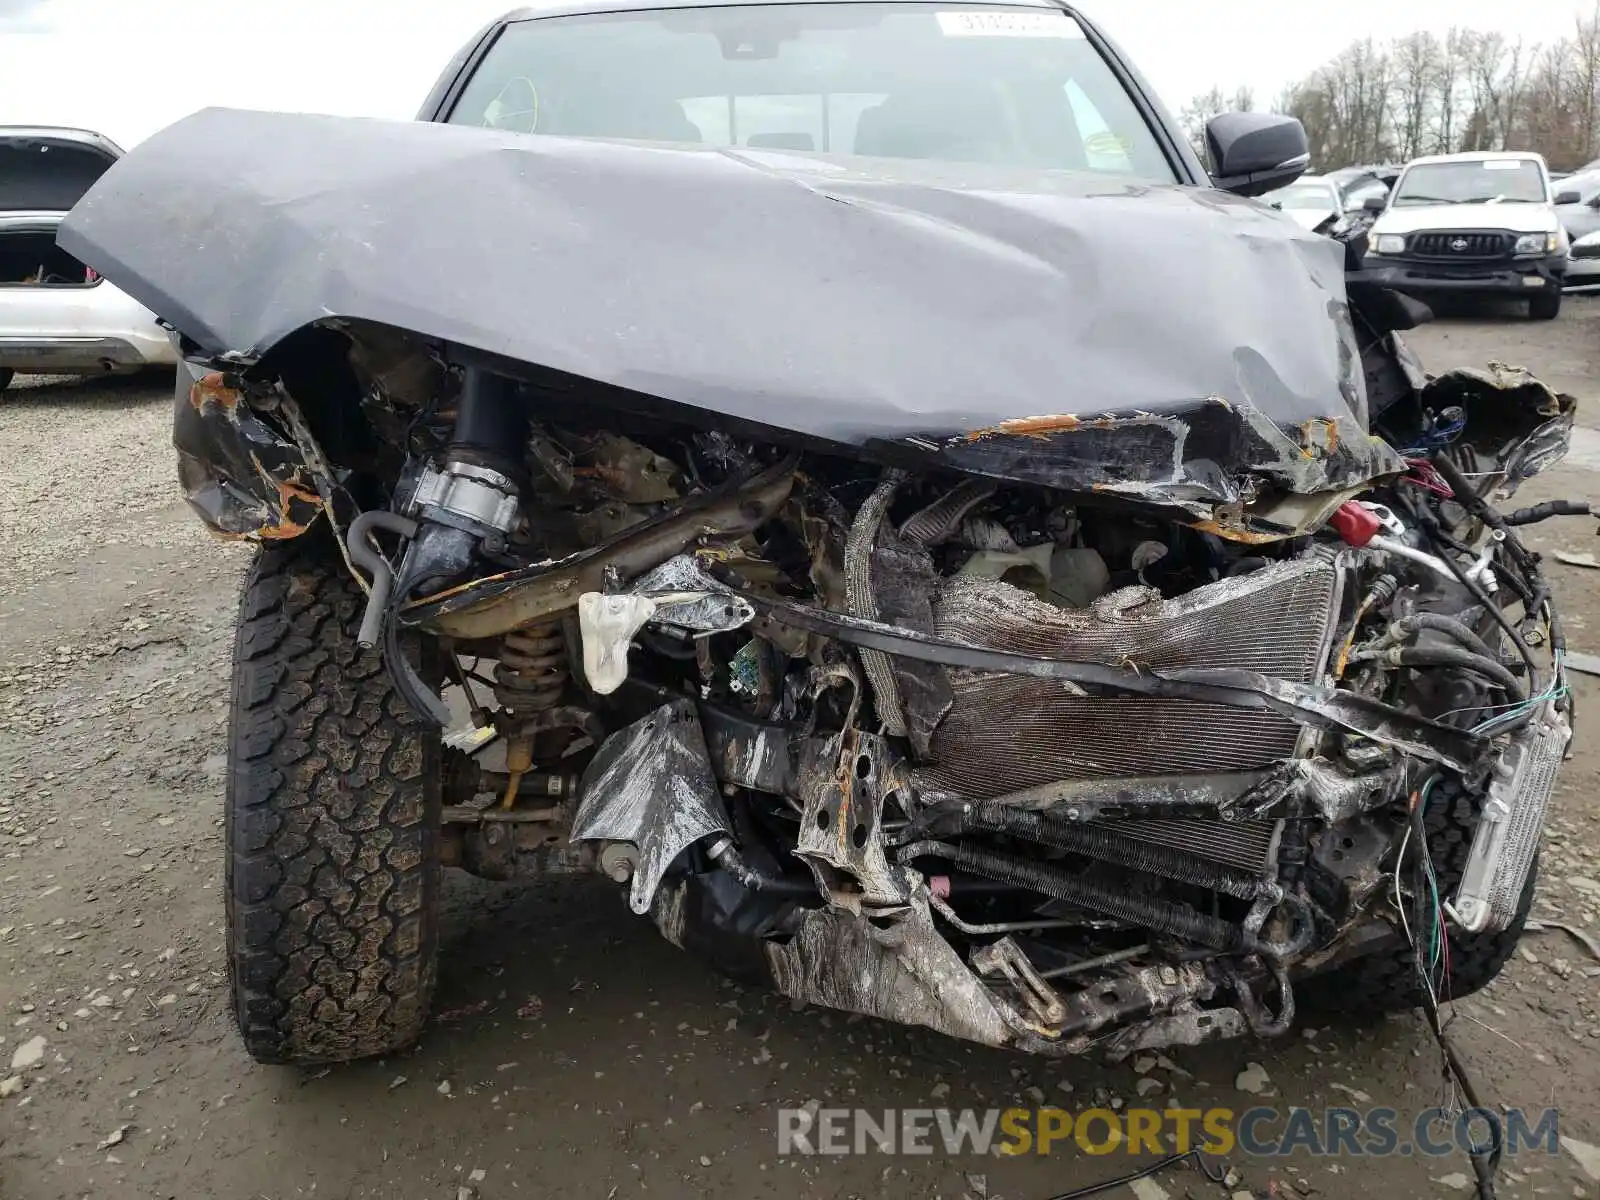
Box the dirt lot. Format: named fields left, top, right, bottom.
left=3, top=304, right=1600, bottom=1200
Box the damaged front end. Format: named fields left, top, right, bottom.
left=153, top=315, right=1576, bottom=1058
left=69, top=112, right=1580, bottom=1057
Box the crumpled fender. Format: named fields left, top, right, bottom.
left=174, top=367, right=323, bottom=541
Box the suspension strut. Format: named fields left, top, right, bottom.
left=494, top=621, right=572, bottom=808
left=495, top=626, right=569, bottom=711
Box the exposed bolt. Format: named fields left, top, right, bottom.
left=599, top=843, right=636, bottom=885
left=1159, top=966, right=1179, bottom=986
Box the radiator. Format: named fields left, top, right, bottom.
left=920, top=555, right=1342, bottom=802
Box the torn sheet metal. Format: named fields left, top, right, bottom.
left=765, top=890, right=1016, bottom=1049
left=792, top=730, right=912, bottom=909
left=1045, top=961, right=1222, bottom=1054
left=762, top=893, right=1228, bottom=1054
left=572, top=699, right=730, bottom=915
left=1421, top=363, right=1576, bottom=499
left=1099, top=1007, right=1249, bottom=1061
left=174, top=370, right=323, bottom=540
left=628, top=555, right=756, bottom=635
left=65, top=108, right=1402, bottom=522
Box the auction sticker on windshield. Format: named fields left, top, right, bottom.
left=936, top=10, right=1084, bottom=36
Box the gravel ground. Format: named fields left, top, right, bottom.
left=3, top=309, right=1600, bottom=1200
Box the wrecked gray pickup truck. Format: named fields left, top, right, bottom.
left=60, top=0, right=1579, bottom=1066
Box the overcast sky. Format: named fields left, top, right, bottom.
left=1, top=0, right=1595, bottom=148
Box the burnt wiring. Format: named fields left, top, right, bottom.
left=1395, top=453, right=1584, bottom=737
left=1387, top=490, right=1544, bottom=706
left=1395, top=778, right=1502, bottom=1200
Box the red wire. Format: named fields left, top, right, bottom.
left=1403, top=458, right=1455, bottom=498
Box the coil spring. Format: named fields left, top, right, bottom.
left=494, top=623, right=568, bottom=712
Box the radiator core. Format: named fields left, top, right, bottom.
left=921, top=556, right=1341, bottom=802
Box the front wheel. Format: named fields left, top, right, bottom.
left=1303, top=779, right=1536, bottom=1018
left=0, top=368, right=13, bottom=393
left=226, top=534, right=443, bottom=1064
left=1529, top=290, right=1562, bottom=320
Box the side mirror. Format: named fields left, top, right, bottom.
left=1362, top=195, right=1388, bottom=215
left=1555, top=190, right=1582, bottom=205
left=1587, top=194, right=1600, bottom=209
left=1205, top=112, right=1310, bottom=197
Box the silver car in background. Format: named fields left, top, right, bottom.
left=1262, top=174, right=1348, bottom=233
left=0, top=127, right=176, bottom=392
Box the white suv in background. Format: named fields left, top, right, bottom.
left=0, top=127, right=177, bottom=392
left=1361, top=150, right=1573, bottom=319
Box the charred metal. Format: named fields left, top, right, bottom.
left=176, top=372, right=324, bottom=541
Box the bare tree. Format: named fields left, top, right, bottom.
left=1435, top=28, right=1469, bottom=152
left=1390, top=32, right=1438, bottom=160
left=1574, top=4, right=1600, bottom=163
left=1179, top=86, right=1228, bottom=164
left=1204, top=18, right=1600, bottom=172
left=1494, top=38, right=1533, bottom=148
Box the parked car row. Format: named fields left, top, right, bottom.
left=1276, top=150, right=1578, bottom=320
left=0, top=127, right=176, bottom=392
left=1550, top=169, right=1600, bottom=290
left=1360, top=151, right=1571, bottom=320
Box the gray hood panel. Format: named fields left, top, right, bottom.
left=59, top=107, right=1404, bottom=509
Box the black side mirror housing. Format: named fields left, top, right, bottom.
left=1205, top=112, right=1310, bottom=197
left=1362, top=195, right=1388, bottom=215
left=1586, top=194, right=1600, bottom=209
left=1555, top=189, right=1582, bottom=205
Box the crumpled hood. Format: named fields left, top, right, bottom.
left=1373, top=201, right=1559, bottom=236
left=59, top=107, right=1404, bottom=525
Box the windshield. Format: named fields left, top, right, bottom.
left=1556, top=170, right=1600, bottom=203
left=446, top=4, right=1178, bottom=181
left=1264, top=181, right=1336, bottom=211
left=1391, top=159, right=1547, bottom=206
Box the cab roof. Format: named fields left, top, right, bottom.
left=1403, top=150, right=1547, bottom=168
left=503, top=0, right=1066, bottom=18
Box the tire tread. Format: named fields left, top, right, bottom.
left=225, top=535, right=440, bottom=1065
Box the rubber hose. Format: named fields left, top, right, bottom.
left=1359, top=644, right=1526, bottom=700
left=1387, top=613, right=1505, bottom=666
left=709, top=838, right=818, bottom=898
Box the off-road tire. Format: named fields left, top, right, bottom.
left=1304, top=778, right=1536, bottom=1018
left=1529, top=291, right=1562, bottom=320
left=226, top=534, right=442, bottom=1065
left=0, top=368, right=13, bottom=392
